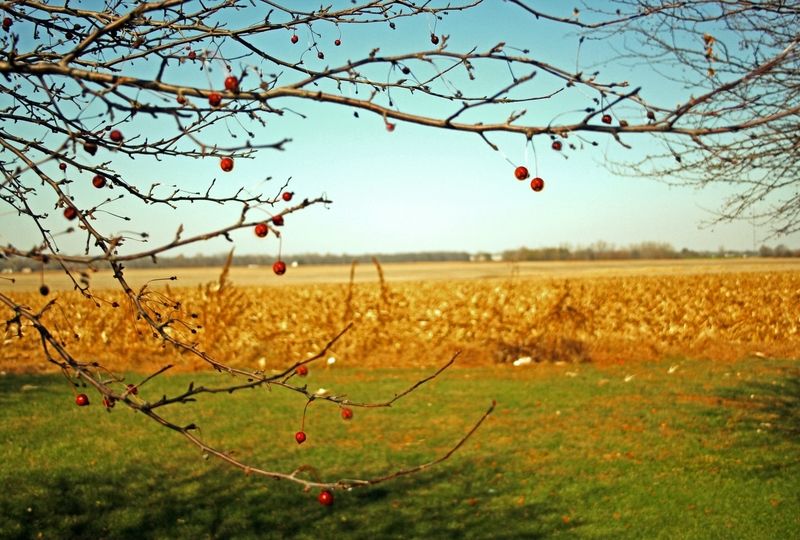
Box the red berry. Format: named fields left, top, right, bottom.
left=83, top=141, right=98, bottom=155
left=59, top=163, right=67, bottom=171
left=514, top=166, right=529, bottom=180
left=75, top=393, right=90, bottom=407
left=188, top=50, right=196, bottom=60
left=431, top=34, right=439, bottom=45
left=176, top=95, right=187, bottom=105
left=317, top=51, right=325, bottom=60
left=224, top=75, right=239, bottom=92
left=102, top=396, right=115, bottom=409
left=295, top=365, right=308, bottom=377
left=281, top=192, right=293, bottom=202
left=341, top=407, right=353, bottom=420
left=63, top=206, right=78, bottom=221
left=551, top=140, right=562, bottom=151
left=385, top=122, right=396, bottom=132
left=295, top=431, right=306, bottom=444
left=220, top=156, right=234, bottom=172
left=109, top=129, right=123, bottom=142
left=318, top=490, right=334, bottom=506
left=273, top=260, right=287, bottom=275
left=530, top=177, right=545, bottom=192
left=92, top=174, right=106, bottom=188
left=2, top=18, right=11, bottom=30
left=254, top=223, right=268, bottom=238
left=272, top=214, right=284, bottom=226
left=401, top=66, right=411, bottom=75
left=126, top=384, right=138, bottom=395
left=39, top=284, right=50, bottom=296
left=290, top=34, right=299, bottom=44
left=601, top=114, right=613, bottom=125
left=334, top=39, right=341, bottom=46
left=208, top=92, right=222, bottom=107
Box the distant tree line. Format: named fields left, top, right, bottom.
left=0, top=251, right=472, bottom=271
left=2, top=244, right=799, bottom=272
left=502, top=241, right=800, bottom=262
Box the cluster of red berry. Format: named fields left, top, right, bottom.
left=513, top=166, right=545, bottom=192
left=287, top=363, right=353, bottom=505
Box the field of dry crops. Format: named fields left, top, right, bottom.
left=2, top=260, right=799, bottom=372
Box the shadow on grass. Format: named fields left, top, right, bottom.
left=716, top=369, right=800, bottom=442
left=0, top=465, right=575, bottom=540
left=0, top=373, right=65, bottom=404
left=698, top=366, right=800, bottom=482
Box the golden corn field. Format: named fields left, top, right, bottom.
left=3, top=261, right=799, bottom=373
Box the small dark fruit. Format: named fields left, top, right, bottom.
left=59, top=163, right=67, bottom=171
left=272, top=214, right=284, bottom=226
left=551, top=140, right=562, bottom=151
left=317, top=51, right=325, bottom=59
left=188, top=50, right=197, bottom=60
left=126, top=384, right=139, bottom=395
left=109, top=129, right=123, bottom=142
left=514, top=166, right=529, bottom=180
left=273, top=260, right=287, bottom=275
left=290, top=34, right=299, bottom=44
left=334, top=39, right=341, bottom=46
left=281, top=192, right=293, bottom=202
left=295, top=365, right=308, bottom=377
left=530, top=177, right=545, bottom=192
left=92, top=175, right=106, bottom=188
left=341, top=407, right=353, bottom=420
left=63, top=207, right=78, bottom=221
left=601, top=114, right=613, bottom=125
left=430, top=33, right=439, bottom=45
left=39, top=284, right=50, bottom=296
left=83, top=141, right=98, bottom=155
left=208, top=92, right=223, bottom=107
left=254, top=223, right=269, bottom=238
left=75, top=393, right=90, bottom=406
left=295, top=431, right=307, bottom=444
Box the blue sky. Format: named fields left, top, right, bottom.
left=3, top=1, right=797, bottom=258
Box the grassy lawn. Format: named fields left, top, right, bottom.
left=0, top=358, right=797, bottom=539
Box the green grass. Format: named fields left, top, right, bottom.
left=1, top=358, right=798, bottom=539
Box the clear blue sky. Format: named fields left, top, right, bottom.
left=3, top=1, right=797, bottom=258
